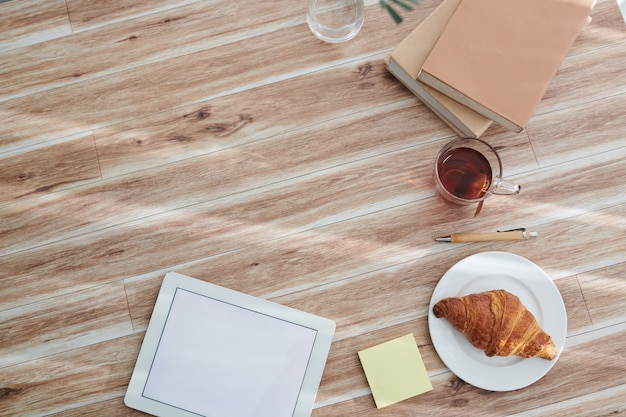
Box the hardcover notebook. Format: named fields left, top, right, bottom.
left=124, top=272, right=336, bottom=417
left=417, top=0, right=597, bottom=133
left=386, top=0, right=492, bottom=138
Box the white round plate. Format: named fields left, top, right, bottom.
left=428, top=251, right=567, bottom=391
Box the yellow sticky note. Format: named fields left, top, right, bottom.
left=357, top=333, right=433, bottom=408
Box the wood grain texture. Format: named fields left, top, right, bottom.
left=0, top=0, right=307, bottom=102
left=0, top=1, right=436, bottom=150
left=0, top=281, right=133, bottom=368
left=314, top=323, right=626, bottom=416
left=578, top=262, right=626, bottom=326
left=93, top=59, right=413, bottom=178
left=569, top=0, right=626, bottom=55
left=507, top=384, right=626, bottom=416
left=0, top=0, right=71, bottom=52
left=1, top=103, right=454, bottom=257
left=527, top=91, right=626, bottom=167
left=65, top=0, right=205, bottom=32
left=1, top=0, right=625, bottom=415
left=0, top=334, right=143, bottom=417
left=0, top=132, right=101, bottom=204
left=536, top=41, right=626, bottom=115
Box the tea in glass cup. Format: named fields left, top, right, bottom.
left=434, top=138, right=520, bottom=206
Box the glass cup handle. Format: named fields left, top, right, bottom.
left=493, top=179, right=521, bottom=195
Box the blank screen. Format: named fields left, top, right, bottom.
left=142, top=288, right=318, bottom=417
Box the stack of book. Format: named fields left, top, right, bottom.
left=386, top=0, right=597, bottom=138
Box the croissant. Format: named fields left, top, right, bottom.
left=433, top=289, right=556, bottom=360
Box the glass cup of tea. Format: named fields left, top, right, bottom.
left=434, top=138, right=520, bottom=206
left=307, top=0, right=364, bottom=43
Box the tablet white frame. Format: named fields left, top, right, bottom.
left=124, top=271, right=335, bottom=417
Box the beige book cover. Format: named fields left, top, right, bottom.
left=417, top=0, right=597, bottom=133
left=386, top=0, right=492, bottom=138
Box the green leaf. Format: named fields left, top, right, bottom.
left=386, top=5, right=404, bottom=24
left=390, top=0, right=414, bottom=12
left=380, top=1, right=403, bottom=24
left=380, top=0, right=420, bottom=24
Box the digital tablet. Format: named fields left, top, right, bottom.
left=124, top=272, right=335, bottom=417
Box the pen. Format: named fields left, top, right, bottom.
left=435, top=229, right=538, bottom=243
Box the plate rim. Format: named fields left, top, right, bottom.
left=428, top=251, right=567, bottom=391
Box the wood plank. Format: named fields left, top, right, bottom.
left=3, top=282, right=617, bottom=415
left=315, top=318, right=444, bottom=406
left=0, top=139, right=452, bottom=312
left=506, top=384, right=626, bottom=416
left=0, top=132, right=101, bottom=205
left=570, top=0, right=626, bottom=55
left=65, top=0, right=204, bottom=32
left=0, top=101, right=455, bottom=256
left=536, top=40, right=626, bottom=116
left=485, top=150, right=626, bottom=235
left=123, top=199, right=624, bottom=338
left=313, top=323, right=626, bottom=415
left=578, top=261, right=626, bottom=326
left=527, top=91, right=626, bottom=167
left=0, top=0, right=308, bottom=102
left=0, top=132, right=535, bottom=310
left=93, top=58, right=414, bottom=178
left=270, top=206, right=625, bottom=338
left=2, top=144, right=621, bottom=314
left=0, top=1, right=437, bottom=150
left=555, top=276, right=593, bottom=333
left=0, top=281, right=133, bottom=368
left=0, top=0, right=71, bottom=52
left=47, top=397, right=146, bottom=417
left=309, top=274, right=596, bottom=404
left=5, top=275, right=597, bottom=417
left=0, top=333, right=143, bottom=417
left=505, top=204, right=626, bottom=280
left=1, top=0, right=625, bottom=415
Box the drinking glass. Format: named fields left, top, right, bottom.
left=307, top=0, right=364, bottom=43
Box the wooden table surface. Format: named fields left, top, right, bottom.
left=1, top=0, right=625, bottom=415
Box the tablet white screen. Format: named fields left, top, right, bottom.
left=142, top=288, right=318, bottom=417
